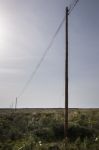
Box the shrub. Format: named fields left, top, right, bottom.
left=68, top=125, right=94, bottom=141
left=52, top=123, right=64, bottom=140
left=34, top=128, right=54, bottom=141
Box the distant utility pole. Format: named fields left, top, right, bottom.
left=65, top=7, right=69, bottom=138
left=15, top=97, right=17, bottom=111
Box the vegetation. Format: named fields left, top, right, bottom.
left=0, top=108, right=99, bottom=149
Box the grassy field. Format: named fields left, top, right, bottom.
left=0, top=108, right=99, bottom=150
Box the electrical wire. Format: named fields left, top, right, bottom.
left=17, top=16, right=65, bottom=99
left=68, top=0, right=79, bottom=15
left=16, top=0, right=79, bottom=100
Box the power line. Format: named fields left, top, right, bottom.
left=17, top=17, right=65, bottom=99
left=68, top=0, right=79, bottom=15
left=16, top=0, right=79, bottom=100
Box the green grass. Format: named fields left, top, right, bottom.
left=0, top=108, right=99, bottom=149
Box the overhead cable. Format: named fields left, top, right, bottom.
left=68, top=0, right=79, bottom=15
left=17, top=16, right=65, bottom=99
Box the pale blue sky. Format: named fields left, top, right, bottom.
left=0, top=0, right=99, bottom=108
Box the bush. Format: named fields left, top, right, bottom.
left=68, top=125, right=94, bottom=141
left=34, top=128, right=54, bottom=141
left=52, top=123, right=64, bottom=140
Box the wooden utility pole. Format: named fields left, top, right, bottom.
left=65, top=7, right=69, bottom=138
left=15, top=97, right=17, bottom=111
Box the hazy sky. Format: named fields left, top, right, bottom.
left=0, top=0, right=99, bottom=108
